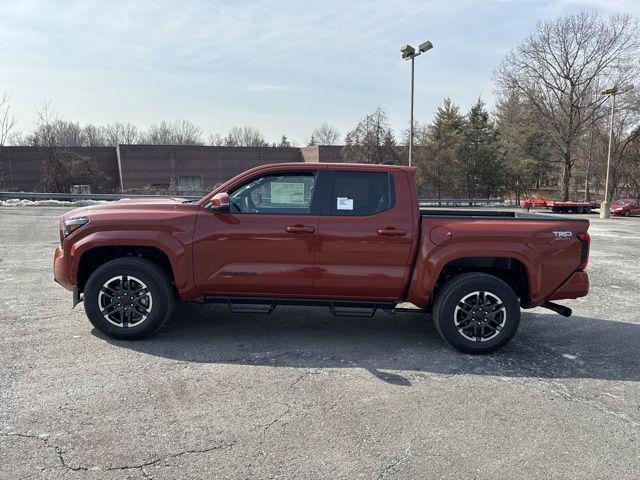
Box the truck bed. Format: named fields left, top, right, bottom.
left=419, top=208, right=587, bottom=221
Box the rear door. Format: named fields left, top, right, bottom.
left=192, top=170, right=320, bottom=296
left=314, top=169, right=415, bottom=300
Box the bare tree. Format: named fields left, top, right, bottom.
left=0, top=92, right=18, bottom=146
left=103, top=122, right=140, bottom=145
left=307, top=123, right=340, bottom=145
left=27, top=101, right=108, bottom=192
left=495, top=12, right=640, bottom=200
left=224, top=126, right=268, bottom=147
left=82, top=124, right=106, bottom=146
left=208, top=133, right=224, bottom=146
left=343, top=107, right=398, bottom=164
left=171, top=119, right=203, bottom=145
left=604, top=89, right=640, bottom=199
left=144, top=120, right=203, bottom=145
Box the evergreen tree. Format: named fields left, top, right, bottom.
left=495, top=92, right=554, bottom=203
left=417, top=98, right=465, bottom=198
left=457, top=98, right=503, bottom=199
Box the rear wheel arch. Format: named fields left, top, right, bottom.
left=432, top=256, right=531, bottom=306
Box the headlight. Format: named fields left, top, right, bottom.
left=63, top=217, right=89, bottom=237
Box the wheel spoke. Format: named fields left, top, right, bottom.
left=102, top=301, right=120, bottom=315
left=457, top=317, right=474, bottom=329
left=479, top=324, right=485, bottom=340
left=100, top=285, right=118, bottom=297
left=457, top=301, right=473, bottom=314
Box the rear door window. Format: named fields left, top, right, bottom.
left=328, top=171, right=395, bottom=216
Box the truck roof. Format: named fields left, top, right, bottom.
left=245, top=162, right=416, bottom=173
left=200, top=162, right=416, bottom=206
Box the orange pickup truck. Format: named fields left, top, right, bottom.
left=54, top=163, right=590, bottom=353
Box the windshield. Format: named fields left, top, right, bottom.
left=614, top=199, right=634, bottom=205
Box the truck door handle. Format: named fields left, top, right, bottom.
left=285, top=225, right=315, bottom=233
left=377, top=228, right=407, bottom=236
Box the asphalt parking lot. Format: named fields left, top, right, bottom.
left=1, top=206, right=639, bottom=479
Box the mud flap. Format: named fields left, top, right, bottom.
left=72, top=288, right=83, bottom=309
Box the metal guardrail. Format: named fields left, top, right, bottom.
left=419, top=198, right=511, bottom=207
left=0, top=191, right=200, bottom=201
left=1, top=191, right=511, bottom=207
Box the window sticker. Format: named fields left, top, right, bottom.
left=271, top=182, right=306, bottom=205
left=337, top=197, right=353, bottom=210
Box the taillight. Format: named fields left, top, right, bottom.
left=577, top=232, right=590, bottom=270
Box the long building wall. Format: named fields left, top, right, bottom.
left=0, top=147, right=119, bottom=192
left=0, top=145, right=346, bottom=193
left=118, top=145, right=304, bottom=191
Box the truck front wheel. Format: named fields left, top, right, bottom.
left=83, top=257, right=175, bottom=339
left=432, top=273, right=521, bottom=354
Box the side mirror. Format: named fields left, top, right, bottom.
left=208, top=192, right=230, bottom=213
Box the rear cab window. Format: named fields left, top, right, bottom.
left=326, top=171, right=395, bottom=216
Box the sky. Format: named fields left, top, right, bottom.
left=1, top=0, right=639, bottom=145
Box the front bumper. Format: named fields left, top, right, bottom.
left=547, top=271, right=589, bottom=301
left=53, top=247, right=74, bottom=291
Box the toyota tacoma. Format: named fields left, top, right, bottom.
left=54, top=163, right=590, bottom=353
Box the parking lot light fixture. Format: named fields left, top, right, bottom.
left=401, top=40, right=433, bottom=167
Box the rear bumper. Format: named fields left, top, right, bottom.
left=53, top=247, right=75, bottom=291
left=546, top=271, right=589, bottom=301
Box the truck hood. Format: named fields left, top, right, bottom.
left=62, top=197, right=190, bottom=220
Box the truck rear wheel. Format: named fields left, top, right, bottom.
left=83, top=257, right=175, bottom=339
left=432, top=273, right=521, bottom=354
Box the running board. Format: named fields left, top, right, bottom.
left=203, top=296, right=395, bottom=317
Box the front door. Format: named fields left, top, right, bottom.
left=192, top=170, right=320, bottom=296
left=314, top=169, right=415, bottom=300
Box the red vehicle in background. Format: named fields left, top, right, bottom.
left=610, top=198, right=640, bottom=217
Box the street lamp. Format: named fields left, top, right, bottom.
left=599, top=83, right=634, bottom=219
left=401, top=40, right=433, bottom=167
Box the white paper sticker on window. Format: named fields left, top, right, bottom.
left=337, top=197, right=353, bottom=210
left=271, top=182, right=306, bottom=205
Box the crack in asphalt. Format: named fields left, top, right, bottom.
left=263, top=403, right=293, bottom=434
left=105, top=441, right=237, bottom=473
left=548, top=379, right=640, bottom=428
left=289, top=369, right=329, bottom=387
left=1, top=431, right=237, bottom=476
left=376, top=445, right=412, bottom=479
left=1, top=432, right=88, bottom=473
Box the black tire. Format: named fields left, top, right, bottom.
left=84, top=257, right=175, bottom=339
left=624, top=210, right=631, bottom=217
left=432, top=272, right=521, bottom=354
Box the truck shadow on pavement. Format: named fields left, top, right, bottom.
left=101, top=302, right=640, bottom=386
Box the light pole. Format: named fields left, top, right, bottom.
left=401, top=40, right=433, bottom=167
left=599, top=84, right=634, bottom=219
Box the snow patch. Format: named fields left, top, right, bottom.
left=0, top=198, right=108, bottom=207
